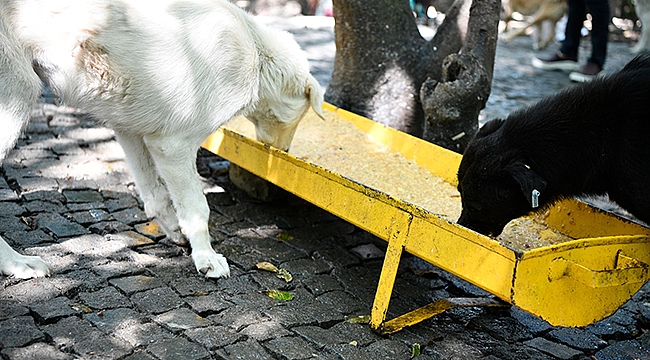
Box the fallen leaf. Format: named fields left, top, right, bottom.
left=276, top=268, right=293, bottom=283
left=411, top=343, right=421, bottom=358
left=276, top=232, right=293, bottom=242
left=71, top=304, right=93, bottom=313
left=346, top=315, right=371, bottom=324
left=256, top=261, right=280, bottom=273
left=261, top=289, right=294, bottom=301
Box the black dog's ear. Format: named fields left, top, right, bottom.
left=506, top=161, right=547, bottom=208
left=475, top=118, right=505, bottom=139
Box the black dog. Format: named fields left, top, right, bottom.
left=457, top=54, right=650, bottom=236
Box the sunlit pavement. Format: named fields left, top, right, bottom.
left=1, top=15, right=649, bottom=360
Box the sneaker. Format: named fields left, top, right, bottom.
left=569, top=62, right=602, bottom=82
left=532, top=52, right=580, bottom=71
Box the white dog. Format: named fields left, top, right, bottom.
left=0, top=0, right=324, bottom=279
left=633, top=0, right=650, bottom=53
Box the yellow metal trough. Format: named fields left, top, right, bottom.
left=201, top=103, right=650, bottom=334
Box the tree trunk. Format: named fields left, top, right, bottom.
left=325, top=0, right=500, bottom=153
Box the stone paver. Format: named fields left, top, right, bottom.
left=1, top=13, right=648, bottom=360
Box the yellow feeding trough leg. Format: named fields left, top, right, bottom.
left=369, top=215, right=509, bottom=334
left=370, top=215, right=411, bottom=332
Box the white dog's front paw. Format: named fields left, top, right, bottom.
left=1, top=255, right=52, bottom=279
left=191, top=250, right=230, bottom=278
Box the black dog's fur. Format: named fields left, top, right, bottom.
left=457, top=54, right=650, bottom=236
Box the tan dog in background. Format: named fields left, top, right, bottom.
left=502, top=0, right=568, bottom=49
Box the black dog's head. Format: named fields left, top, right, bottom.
left=456, top=119, right=548, bottom=236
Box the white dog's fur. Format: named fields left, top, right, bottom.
left=633, top=0, right=650, bottom=53
left=0, top=0, right=324, bottom=279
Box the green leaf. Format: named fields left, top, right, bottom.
left=276, top=232, right=293, bottom=242
left=346, top=315, right=371, bottom=324
left=261, top=290, right=294, bottom=301
left=276, top=268, right=293, bottom=283
left=411, top=343, right=421, bottom=358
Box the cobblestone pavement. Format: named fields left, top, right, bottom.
left=2, top=16, right=650, bottom=360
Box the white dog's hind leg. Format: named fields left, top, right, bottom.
left=0, top=236, right=52, bottom=278
left=113, top=131, right=187, bottom=245
left=0, top=22, right=51, bottom=278
left=143, top=134, right=230, bottom=278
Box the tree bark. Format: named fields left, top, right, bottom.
left=421, top=0, right=500, bottom=152
left=325, top=0, right=500, bottom=153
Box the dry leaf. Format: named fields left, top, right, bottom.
left=256, top=261, right=280, bottom=273
left=276, top=268, right=293, bottom=283
left=71, top=304, right=93, bottom=313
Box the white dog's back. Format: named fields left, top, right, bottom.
left=5, top=0, right=311, bottom=135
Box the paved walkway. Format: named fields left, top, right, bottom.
left=2, top=16, right=649, bottom=360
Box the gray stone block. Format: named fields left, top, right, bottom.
left=293, top=325, right=347, bottom=349
left=131, top=287, right=185, bottom=314
left=548, top=327, right=607, bottom=352
left=85, top=308, right=142, bottom=334
left=43, top=316, right=132, bottom=359
left=265, top=336, right=318, bottom=360
left=109, top=275, right=164, bottom=295
left=184, top=296, right=229, bottom=319
left=4, top=229, right=55, bottom=247
left=88, top=220, right=133, bottom=235
left=78, top=287, right=131, bottom=310
left=34, top=213, right=89, bottom=238
left=106, top=231, right=155, bottom=247
left=217, top=338, right=271, bottom=360
left=0, top=201, right=25, bottom=216
left=153, top=308, right=212, bottom=332
left=0, top=301, right=30, bottom=321
left=523, top=337, right=583, bottom=360
left=185, top=325, right=244, bottom=350
left=0, top=342, right=73, bottom=360
left=594, top=340, right=650, bottom=360
left=147, top=337, right=211, bottom=360
left=69, top=209, right=112, bottom=225
left=111, top=208, right=148, bottom=225
left=62, top=189, right=103, bottom=203
left=0, top=316, right=45, bottom=348
left=29, top=296, right=77, bottom=323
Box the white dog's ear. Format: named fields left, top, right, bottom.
left=306, top=75, right=325, bottom=120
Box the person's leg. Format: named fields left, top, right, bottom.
left=560, top=0, right=588, bottom=58
left=585, top=0, right=610, bottom=68
left=569, top=0, right=610, bottom=81
left=532, top=0, right=584, bottom=70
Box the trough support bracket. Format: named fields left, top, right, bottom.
left=374, top=296, right=509, bottom=335
left=370, top=219, right=509, bottom=335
